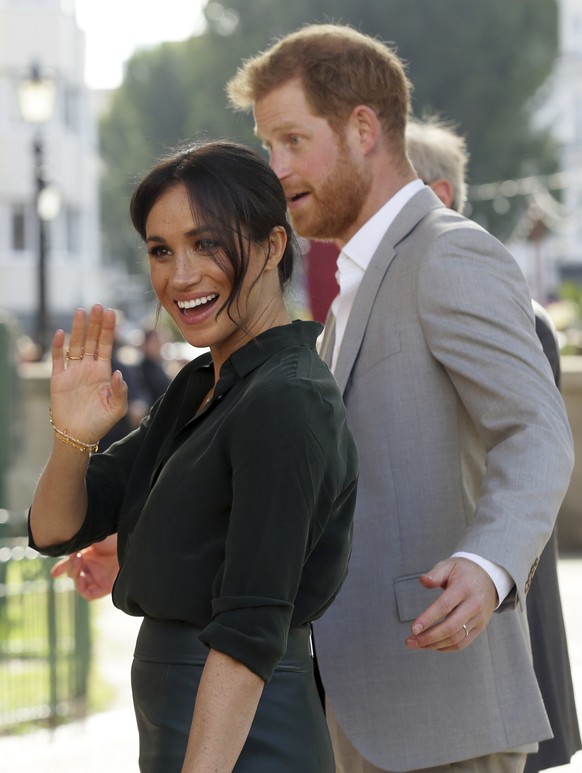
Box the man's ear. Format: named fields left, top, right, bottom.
left=429, top=178, right=455, bottom=209
left=348, top=105, right=380, bottom=154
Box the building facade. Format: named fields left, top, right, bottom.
left=507, top=0, right=582, bottom=300
left=556, top=0, right=582, bottom=266
left=0, top=0, right=102, bottom=346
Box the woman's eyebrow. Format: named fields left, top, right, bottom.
left=146, top=227, right=209, bottom=244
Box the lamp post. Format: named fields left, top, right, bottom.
left=17, top=63, right=57, bottom=358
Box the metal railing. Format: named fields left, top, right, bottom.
left=0, top=510, right=91, bottom=732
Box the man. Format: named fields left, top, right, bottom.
left=406, top=117, right=469, bottom=214
left=227, top=24, right=574, bottom=773
left=407, top=116, right=581, bottom=773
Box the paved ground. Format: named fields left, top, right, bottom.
left=0, top=557, right=581, bottom=772
left=0, top=599, right=141, bottom=772
left=546, top=556, right=582, bottom=773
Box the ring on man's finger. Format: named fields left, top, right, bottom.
left=66, top=351, right=84, bottom=361
left=462, top=624, right=469, bottom=638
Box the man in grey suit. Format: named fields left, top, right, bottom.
left=406, top=116, right=581, bottom=773
left=228, top=23, right=574, bottom=773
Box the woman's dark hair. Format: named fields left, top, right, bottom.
left=130, top=140, right=296, bottom=322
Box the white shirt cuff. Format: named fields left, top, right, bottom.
left=453, top=551, right=513, bottom=608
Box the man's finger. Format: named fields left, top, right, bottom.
left=50, top=557, right=72, bottom=578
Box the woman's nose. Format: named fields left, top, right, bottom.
left=170, top=253, right=201, bottom=287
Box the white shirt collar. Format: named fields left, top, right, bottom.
left=330, top=179, right=424, bottom=373
left=342, top=179, right=425, bottom=272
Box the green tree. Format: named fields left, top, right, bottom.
left=99, top=0, right=559, bottom=270
left=99, top=32, right=258, bottom=271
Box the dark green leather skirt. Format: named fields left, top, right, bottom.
left=131, top=618, right=335, bottom=772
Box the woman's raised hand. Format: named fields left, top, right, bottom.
left=50, top=305, right=128, bottom=446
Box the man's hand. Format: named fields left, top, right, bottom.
left=405, top=557, right=498, bottom=652
left=50, top=534, right=119, bottom=601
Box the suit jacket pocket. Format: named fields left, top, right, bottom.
left=393, top=573, right=443, bottom=622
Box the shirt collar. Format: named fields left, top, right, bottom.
left=184, top=321, right=323, bottom=412
left=222, top=320, right=323, bottom=382
left=342, top=179, right=424, bottom=271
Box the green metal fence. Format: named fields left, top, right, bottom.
left=0, top=511, right=91, bottom=732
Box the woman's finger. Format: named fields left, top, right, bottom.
left=51, top=329, right=66, bottom=375
left=95, top=307, right=117, bottom=362
left=83, top=304, right=105, bottom=359
left=66, top=308, right=88, bottom=362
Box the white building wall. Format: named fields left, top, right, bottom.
left=556, top=0, right=582, bottom=264
left=0, top=0, right=103, bottom=338
left=501, top=0, right=582, bottom=300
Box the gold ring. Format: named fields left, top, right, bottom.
left=66, top=352, right=84, bottom=361
left=462, top=624, right=469, bottom=638
left=97, top=356, right=109, bottom=361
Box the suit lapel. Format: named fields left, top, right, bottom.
left=333, top=251, right=394, bottom=392
left=333, top=187, right=442, bottom=394
left=320, top=309, right=336, bottom=368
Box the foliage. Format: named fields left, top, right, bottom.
left=99, top=0, right=559, bottom=269
left=546, top=282, right=582, bottom=355
left=558, top=280, right=582, bottom=307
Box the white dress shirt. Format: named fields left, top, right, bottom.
left=330, top=179, right=424, bottom=371
left=329, top=179, right=512, bottom=606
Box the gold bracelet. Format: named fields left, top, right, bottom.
left=49, top=407, right=99, bottom=454
left=53, top=431, right=99, bottom=453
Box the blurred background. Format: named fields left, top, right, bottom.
left=0, top=0, right=581, bottom=769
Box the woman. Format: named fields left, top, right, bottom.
left=28, top=141, right=358, bottom=772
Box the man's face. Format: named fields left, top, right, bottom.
left=254, top=78, right=371, bottom=245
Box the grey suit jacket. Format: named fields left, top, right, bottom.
left=313, top=188, right=574, bottom=771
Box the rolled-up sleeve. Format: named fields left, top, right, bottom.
left=200, top=380, right=340, bottom=680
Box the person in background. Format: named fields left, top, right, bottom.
left=227, top=23, right=574, bottom=773
left=124, top=328, right=173, bottom=429
left=29, top=140, right=358, bottom=773
left=97, top=331, right=139, bottom=450
left=137, top=328, right=172, bottom=402
left=407, top=115, right=581, bottom=773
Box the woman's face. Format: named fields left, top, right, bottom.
left=145, top=184, right=286, bottom=373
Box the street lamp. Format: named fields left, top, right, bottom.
left=17, top=63, right=57, bottom=358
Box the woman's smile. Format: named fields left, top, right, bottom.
left=145, top=183, right=288, bottom=377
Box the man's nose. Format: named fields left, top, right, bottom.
left=269, top=149, right=292, bottom=180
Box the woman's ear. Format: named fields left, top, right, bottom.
left=266, top=226, right=287, bottom=269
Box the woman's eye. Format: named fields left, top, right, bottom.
left=196, top=239, right=220, bottom=254
left=148, top=245, right=171, bottom=259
